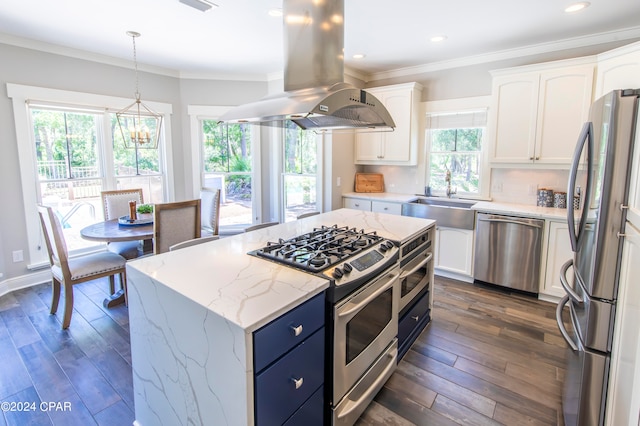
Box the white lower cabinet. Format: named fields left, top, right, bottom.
left=343, top=198, right=371, bottom=211
left=434, top=227, right=474, bottom=278
left=540, top=220, right=573, bottom=298
left=342, top=197, right=402, bottom=215
left=371, top=201, right=402, bottom=215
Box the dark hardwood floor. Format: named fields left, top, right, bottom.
left=0, top=276, right=567, bottom=425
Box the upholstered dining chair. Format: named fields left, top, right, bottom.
left=153, top=199, right=201, bottom=254
left=297, top=211, right=320, bottom=219
left=169, top=235, right=219, bottom=251
left=244, top=222, right=279, bottom=232
left=100, top=189, right=144, bottom=260
left=200, top=187, right=221, bottom=236
left=37, top=205, right=127, bottom=329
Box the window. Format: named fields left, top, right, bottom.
left=282, top=122, right=319, bottom=222
left=426, top=110, right=487, bottom=197
left=9, top=84, right=173, bottom=266
left=201, top=120, right=254, bottom=227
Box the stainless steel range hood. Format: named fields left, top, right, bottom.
left=218, top=0, right=395, bottom=131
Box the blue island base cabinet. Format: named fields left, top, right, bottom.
left=253, top=293, right=326, bottom=425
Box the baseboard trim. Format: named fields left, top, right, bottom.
left=435, top=269, right=474, bottom=283
left=0, top=269, right=51, bottom=299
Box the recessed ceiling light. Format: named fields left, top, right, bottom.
left=565, top=2, right=590, bottom=13
left=430, top=35, right=448, bottom=43
left=179, top=0, right=218, bottom=12
left=268, top=8, right=283, bottom=17
left=353, top=54, right=366, bottom=59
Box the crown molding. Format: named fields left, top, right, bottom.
left=364, top=26, right=640, bottom=82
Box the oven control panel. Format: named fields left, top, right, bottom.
left=327, top=240, right=398, bottom=282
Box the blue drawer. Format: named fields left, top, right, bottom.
left=283, top=385, right=324, bottom=426
left=255, top=328, right=325, bottom=426
left=398, top=290, right=430, bottom=347
left=254, top=292, right=325, bottom=372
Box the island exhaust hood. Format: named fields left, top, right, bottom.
left=218, top=0, right=395, bottom=131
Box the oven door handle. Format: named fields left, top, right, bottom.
left=400, top=252, right=433, bottom=279
left=338, top=271, right=399, bottom=319
left=335, top=344, right=397, bottom=421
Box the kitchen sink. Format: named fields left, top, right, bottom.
left=401, top=197, right=477, bottom=229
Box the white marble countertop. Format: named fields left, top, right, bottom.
left=472, top=201, right=571, bottom=221
left=127, top=208, right=434, bottom=333
left=342, top=192, right=419, bottom=203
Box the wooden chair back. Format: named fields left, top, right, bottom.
left=153, top=199, right=202, bottom=254
left=101, top=189, right=144, bottom=220
left=37, top=205, right=70, bottom=280
left=200, top=187, right=221, bottom=235
left=169, top=235, right=220, bottom=251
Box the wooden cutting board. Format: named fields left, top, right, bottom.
left=355, top=173, right=385, bottom=193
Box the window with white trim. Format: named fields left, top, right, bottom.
left=8, top=84, right=173, bottom=266
left=282, top=122, right=319, bottom=222
left=426, top=110, right=487, bottom=197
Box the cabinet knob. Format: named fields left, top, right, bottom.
left=290, top=324, right=303, bottom=336
left=411, top=315, right=420, bottom=321
left=535, top=157, right=540, bottom=160
left=384, top=207, right=388, bottom=210
left=529, top=157, right=534, bottom=160
left=291, top=377, right=304, bottom=390
left=354, top=203, right=360, bottom=207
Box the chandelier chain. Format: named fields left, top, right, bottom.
left=131, top=34, right=140, bottom=100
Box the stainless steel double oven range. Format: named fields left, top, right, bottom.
left=252, top=224, right=433, bottom=425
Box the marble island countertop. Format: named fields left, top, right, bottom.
left=126, top=208, right=435, bottom=333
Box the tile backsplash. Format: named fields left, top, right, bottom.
left=490, top=168, right=571, bottom=205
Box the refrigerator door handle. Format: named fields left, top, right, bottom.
left=567, top=121, right=594, bottom=252
left=559, top=258, right=582, bottom=305
left=556, top=294, right=578, bottom=352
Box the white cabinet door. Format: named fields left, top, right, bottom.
left=343, top=197, right=372, bottom=211
left=355, top=83, right=421, bottom=165
left=541, top=221, right=573, bottom=298
left=489, top=61, right=594, bottom=166
left=535, top=65, right=594, bottom=164
left=371, top=201, right=402, bottom=215
left=595, top=45, right=640, bottom=99
left=434, top=227, right=474, bottom=277
left=489, top=73, right=539, bottom=163
left=606, top=220, right=640, bottom=426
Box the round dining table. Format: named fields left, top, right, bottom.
left=80, top=219, right=154, bottom=307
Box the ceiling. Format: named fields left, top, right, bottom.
left=1, top=0, right=640, bottom=80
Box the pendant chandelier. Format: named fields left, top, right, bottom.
left=116, top=31, right=163, bottom=149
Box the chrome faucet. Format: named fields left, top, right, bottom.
left=445, top=169, right=457, bottom=198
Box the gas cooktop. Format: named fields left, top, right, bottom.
left=252, top=225, right=385, bottom=273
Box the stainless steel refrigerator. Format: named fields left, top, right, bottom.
left=556, top=89, right=640, bottom=425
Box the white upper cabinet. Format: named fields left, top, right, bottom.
left=488, top=59, right=594, bottom=166
left=595, top=42, right=640, bottom=99
left=355, top=82, right=423, bottom=165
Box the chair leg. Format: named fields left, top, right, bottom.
left=50, top=278, right=61, bottom=314
left=121, top=271, right=128, bottom=306
left=61, top=282, right=74, bottom=329
left=109, top=275, right=115, bottom=295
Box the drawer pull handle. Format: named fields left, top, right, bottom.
left=411, top=315, right=419, bottom=321
left=291, top=377, right=304, bottom=390
left=290, top=324, right=303, bottom=336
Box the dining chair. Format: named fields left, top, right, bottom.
left=153, top=199, right=201, bottom=254
left=200, top=187, right=221, bottom=236
left=169, top=235, right=219, bottom=251
left=37, top=205, right=127, bottom=329
left=244, top=222, right=279, bottom=232
left=100, top=189, right=144, bottom=260
left=297, top=211, right=320, bottom=219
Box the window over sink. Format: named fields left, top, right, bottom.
left=425, top=103, right=490, bottom=199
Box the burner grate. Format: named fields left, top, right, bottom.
left=255, top=225, right=382, bottom=272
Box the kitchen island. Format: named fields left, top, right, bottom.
left=126, top=208, right=434, bottom=426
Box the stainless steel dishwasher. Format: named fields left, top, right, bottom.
left=473, top=213, right=544, bottom=294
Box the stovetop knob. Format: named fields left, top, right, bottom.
left=342, top=263, right=353, bottom=273
left=385, top=241, right=394, bottom=249
left=379, top=244, right=388, bottom=252
left=332, top=268, right=344, bottom=279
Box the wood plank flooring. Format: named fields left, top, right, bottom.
left=0, top=276, right=567, bottom=425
